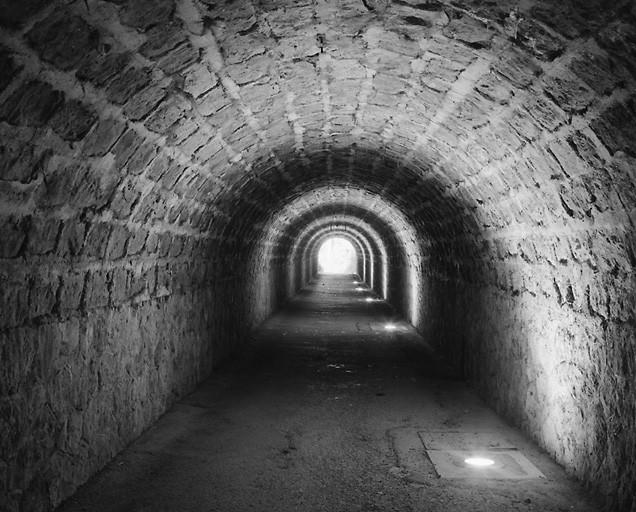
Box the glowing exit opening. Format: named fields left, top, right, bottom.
left=318, top=237, right=357, bottom=275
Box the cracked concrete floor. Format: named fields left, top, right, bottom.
left=58, top=275, right=601, bottom=512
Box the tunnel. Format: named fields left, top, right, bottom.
left=0, top=0, right=635, bottom=510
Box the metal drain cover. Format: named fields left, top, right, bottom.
left=419, top=432, right=546, bottom=480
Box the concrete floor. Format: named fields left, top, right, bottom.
left=58, top=276, right=600, bottom=512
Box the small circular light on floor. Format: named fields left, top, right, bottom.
left=384, top=323, right=397, bottom=331
left=464, top=457, right=495, bottom=467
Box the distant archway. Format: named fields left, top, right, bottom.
left=317, top=237, right=357, bottom=275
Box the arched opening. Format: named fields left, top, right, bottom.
left=316, top=236, right=357, bottom=275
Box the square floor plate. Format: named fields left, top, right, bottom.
left=419, top=432, right=545, bottom=480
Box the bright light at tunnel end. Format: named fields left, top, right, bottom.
left=464, top=457, right=495, bottom=467
left=318, top=237, right=356, bottom=275
left=384, top=323, right=398, bottom=331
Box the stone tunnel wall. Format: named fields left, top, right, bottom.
left=0, top=6, right=248, bottom=511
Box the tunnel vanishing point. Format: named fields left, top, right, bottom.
left=0, top=0, right=635, bottom=510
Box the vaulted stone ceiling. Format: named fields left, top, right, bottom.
left=0, top=0, right=635, bottom=510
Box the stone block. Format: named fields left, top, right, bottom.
left=140, top=21, right=187, bottom=59
left=0, top=132, right=51, bottom=183
left=0, top=215, right=28, bottom=258
left=76, top=50, right=131, bottom=87
left=110, top=182, right=141, bottom=219
left=542, top=74, right=595, bottom=114
left=225, top=54, right=271, bottom=85
left=196, top=86, right=232, bottom=117
left=157, top=43, right=199, bottom=75
left=166, top=117, right=200, bottom=147
left=157, top=232, right=172, bottom=257
left=145, top=152, right=171, bottom=182
left=590, top=98, right=636, bottom=156
left=50, top=100, right=97, bottom=141
left=125, top=142, right=158, bottom=176
left=29, top=273, right=59, bottom=318
left=182, top=65, right=218, bottom=99
left=567, top=131, right=604, bottom=171
left=569, top=52, right=624, bottom=95
left=27, top=10, right=98, bottom=70
left=0, top=81, right=63, bottom=127
left=515, top=18, right=565, bottom=61
left=145, top=232, right=159, bottom=254
left=110, top=267, right=130, bottom=305
left=144, top=95, right=191, bottom=134
left=112, top=129, right=145, bottom=171
left=82, top=222, right=111, bottom=259
left=123, top=84, right=167, bottom=122
left=106, top=224, right=129, bottom=260
left=57, top=221, right=86, bottom=258
left=127, top=229, right=148, bottom=256
left=120, top=0, right=174, bottom=31
left=158, top=161, right=185, bottom=190
left=442, top=17, right=493, bottom=49
left=26, top=217, right=61, bottom=255
left=106, top=67, right=152, bottom=105
left=82, top=118, right=127, bottom=157
left=597, top=21, right=636, bottom=75
left=491, top=50, right=542, bottom=88
left=0, top=275, right=29, bottom=328
left=59, top=271, right=84, bottom=311
left=83, top=270, right=110, bottom=309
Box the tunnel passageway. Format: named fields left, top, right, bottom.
left=57, top=275, right=599, bottom=512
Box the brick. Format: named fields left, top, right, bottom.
left=59, top=271, right=85, bottom=311
left=442, top=17, right=493, bottom=49
left=120, top=0, right=174, bottom=31
left=144, top=95, right=191, bottom=134
left=0, top=133, right=51, bottom=183
left=515, top=18, right=565, bottom=61
left=50, top=100, right=97, bottom=141
left=57, top=221, right=86, bottom=258
left=82, top=118, right=127, bottom=157
left=105, top=67, right=152, bottom=105
left=0, top=216, right=28, bottom=258
left=105, top=224, right=129, bottom=260
left=491, top=50, right=542, bottom=88
left=76, top=50, right=131, bottom=87
left=27, top=10, right=98, bottom=70
left=157, top=43, right=199, bottom=75
left=125, top=141, right=159, bottom=176
left=112, top=128, right=145, bottom=171
left=83, top=270, right=109, bottom=308
left=82, top=222, right=111, bottom=259
left=123, top=84, right=167, bottom=121
left=29, top=274, right=58, bottom=318
left=542, top=74, right=595, bottom=114
left=26, top=217, right=61, bottom=255
left=590, top=98, right=636, bottom=156
left=0, top=81, right=63, bottom=127
left=140, top=21, right=187, bottom=59
left=110, top=182, right=141, bottom=219
left=182, top=66, right=218, bottom=99
left=127, top=228, right=148, bottom=255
